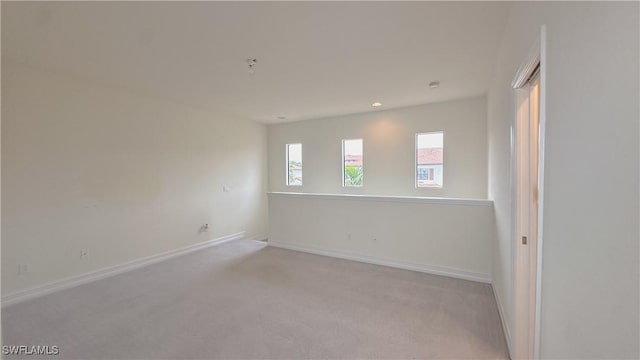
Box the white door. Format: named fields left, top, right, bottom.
left=514, top=70, right=540, bottom=359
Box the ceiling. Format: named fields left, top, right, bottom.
left=2, top=2, right=511, bottom=124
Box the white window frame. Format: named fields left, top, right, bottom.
left=342, top=138, right=364, bottom=188
left=415, top=131, right=444, bottom=189
left=286, top=143, right=302, bottom=186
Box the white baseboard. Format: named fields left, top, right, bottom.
left=268, top=240, right=492, bottom=283
left=2, top=231, right=245, bottom=308
left=492, top=283, right=513, bottom=358
left=246, top=234, right=268, bottom=242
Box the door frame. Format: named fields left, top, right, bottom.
left=510, top=25, right=547, bottom=360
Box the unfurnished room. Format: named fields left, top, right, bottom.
left=1, top=1, right=639, bottom=359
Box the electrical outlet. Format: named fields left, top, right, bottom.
left=18, top=264, right=28, bottom=275
left=80, top=249, right=89, bottom=260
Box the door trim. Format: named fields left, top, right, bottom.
left=533, top=25, right=546, bottom=360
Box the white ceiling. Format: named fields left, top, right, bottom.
left=2, top=2, right=511, bottom=124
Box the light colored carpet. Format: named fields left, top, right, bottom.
left=3, top=239, right=509, bottom=359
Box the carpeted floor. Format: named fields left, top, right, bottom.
left=3, top=239, right=509, bottom=359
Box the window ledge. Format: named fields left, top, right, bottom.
left=267, top=192, right=493, bottom=207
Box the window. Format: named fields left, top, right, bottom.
left=416, top=132, right=443, bottom=188
left=342, top=139, right=363, bottom=187
left=286, top=143, right=302, bottom=186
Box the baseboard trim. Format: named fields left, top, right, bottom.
left=268, top=240, right=491, bottom=283
left=492, top=283, right=513, bottom=358
left=2, top=231, right=245, bottom=308
left=247, top=234, right=268, bottom=242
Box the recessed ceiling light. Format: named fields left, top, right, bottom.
left=429, top=81, right=440, bottom=89
left=372, top=102, right=382, bottom=107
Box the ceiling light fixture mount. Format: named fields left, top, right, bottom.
left=371, top=102, right=382, bottom=107
left=429, top=81, right=440, bottom=89
left=247, top=58, right=257, bottom=76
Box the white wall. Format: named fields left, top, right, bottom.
left=2, top=63, right=268, bottom=295
left=488, top=2, right=639, bottom=358
left=268, top=97, right=487, bottom=199
left=268, top=193, right=493, bottom=282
